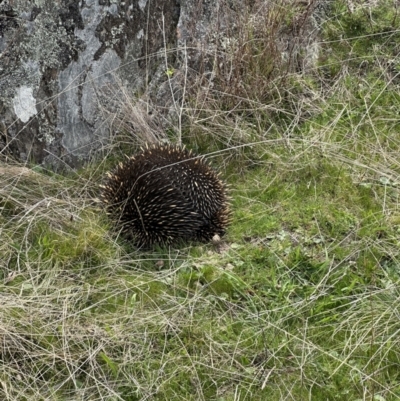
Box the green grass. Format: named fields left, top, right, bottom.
left=2, top=0, right=400, bottom=400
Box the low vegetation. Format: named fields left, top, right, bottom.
left=1, top=1, right=400, bottom=400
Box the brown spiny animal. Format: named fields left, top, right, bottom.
left=100, top=144, right=230, bottom=247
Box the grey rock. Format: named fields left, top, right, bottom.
left=0, top=0, right=179, bottom=168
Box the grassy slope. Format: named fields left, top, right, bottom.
left=1, top=1, right=400, bottom=400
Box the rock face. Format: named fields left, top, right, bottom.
left=0, top=0, right=180, bottom=167
left=0, top=0, right=326, bottom=168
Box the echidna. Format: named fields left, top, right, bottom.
left=100, top=144, right=230, bottom=247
